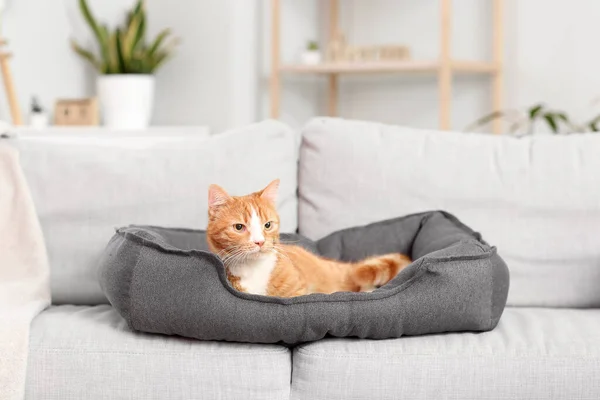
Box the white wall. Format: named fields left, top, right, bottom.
left=3, top=0, right=600, bottom=133
left=506, top=0, right=600, bottom=131
left=259, top=0, right=600, bottom=133
left=1, top=0, right=97, bottom=124
left=2, top=0, right=256, bottom=133
left=335, top=0, right=491, bottom=131
left=258, top=0, right=323, bottom=128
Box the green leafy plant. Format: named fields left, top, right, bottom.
left=71, top=0, right=179, bottom=74
left=467, top=103, right=600, bottom=135
left=31, top=97, right=44, bottom=113
left=307, top=40, right=319, bottom=51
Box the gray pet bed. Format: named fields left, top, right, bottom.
left=99, top=211, right=509, bottom=344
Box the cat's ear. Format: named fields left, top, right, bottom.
left=208, top=184, right=231, bottom=209
left=260, top=179, right=280, bottom=204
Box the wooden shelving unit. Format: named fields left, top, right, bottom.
left=0, top=38, right=23, bottom=125
left=269, top=0, right=504, bottom=134
left=279, top=60, right=498, bottom=74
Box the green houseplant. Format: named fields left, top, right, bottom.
left=71, top=0, right=179, bottom=129
left=301, top=40, right=321, bottom=65
left=467, top=103, right=600, bottom=135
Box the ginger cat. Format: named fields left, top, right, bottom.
left=206, top=179, right=412, bottom=298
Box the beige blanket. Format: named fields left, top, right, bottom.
left=0, top=143, right=50, bottom=399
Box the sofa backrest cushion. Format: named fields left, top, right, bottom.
left=299, top=117, right=600, bottom=308
left=12, top=120, right=298, bottom=305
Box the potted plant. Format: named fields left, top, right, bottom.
left=301, top=40, right=321, bottom=65
left=467, top=103, right=600, bottom=135
left=29, top=97, right=49, bottom=129
left=71, top=0, right=178, bottom=129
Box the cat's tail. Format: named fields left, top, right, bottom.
left=349, top=253, right=412, bottom=292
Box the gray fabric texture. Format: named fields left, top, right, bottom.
left=98, top=211, right=509, bottom=344
left=291, top=307, right=600, bottom=400
left=26, top=305, right=291, bottom=400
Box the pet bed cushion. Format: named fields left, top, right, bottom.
left=99, top=211, right=509, bottom=344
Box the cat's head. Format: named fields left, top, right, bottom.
left=206, top=179, right=281, bottom=264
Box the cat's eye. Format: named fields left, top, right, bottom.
left=264, top=222, right=272, bottom=229
left=234, top=224, right=245, bottom=231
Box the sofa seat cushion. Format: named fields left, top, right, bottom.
left=26, top=305, right=292, bottom=400
left=291, top=307, right=600, bottom=400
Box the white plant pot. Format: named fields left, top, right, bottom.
left=97, top=75, right=155, bottom=129
left=30, top=112, right=49, bottom=129
left=301, top=50, right=322, bottom=65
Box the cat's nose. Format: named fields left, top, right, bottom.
left=254, top=240, right=265, bottom=247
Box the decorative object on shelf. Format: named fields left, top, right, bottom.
left=71, top=0, right=179, bottom=129
left=29, top=97, right=49, bottom=129
left=378, top=45, right=411, bottom=61
left=269, top=0, right=504, bottom=134
left=327, top=31, right=410, bottom=63
left=301, top=40, right=321, bottom=65
left=467, top=103, right=600, bottom=135
left=327, top=32, right=346, bottom=62
left=54, top=98, right=99, bottom=126
left=0, top=38, right=22, bottom=125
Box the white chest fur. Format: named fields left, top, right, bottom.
left=228, top=253, right=277, bottom=295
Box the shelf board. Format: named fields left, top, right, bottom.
left=280, top=60, right=498, bottom=75
left=452, top=60, right=498, bottom=73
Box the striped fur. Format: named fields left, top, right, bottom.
left=207, top=180, right=412, bottom=298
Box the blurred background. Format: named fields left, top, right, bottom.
left=3, top=4, right=600, bottom=399
left=2, top=0, right=600, bottom=133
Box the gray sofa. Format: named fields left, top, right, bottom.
left=15, top=119, right=600, bottom=399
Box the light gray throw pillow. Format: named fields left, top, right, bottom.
left=11, top=120, right=298, bottom=305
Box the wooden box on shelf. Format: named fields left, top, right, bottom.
left=54, top=98, right=99, bottom=126
left=328, top=32, right=411, bottom=63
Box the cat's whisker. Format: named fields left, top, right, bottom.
left=269, top=246, right=293, bottom=264
left=223, top=250, right=246, bottom=264
left=220, top=250, right=239, bottom=261
left=228, top=252, right=250, bottom=268
left=220, top=244, right=254, bottom=258
left=217, top=249, right=237, bottom=260
left=222, top=251, right=246, bottom=265
left=217, top=244, right=244, bottom=258
left=222, top=246, right=255, bottom=267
